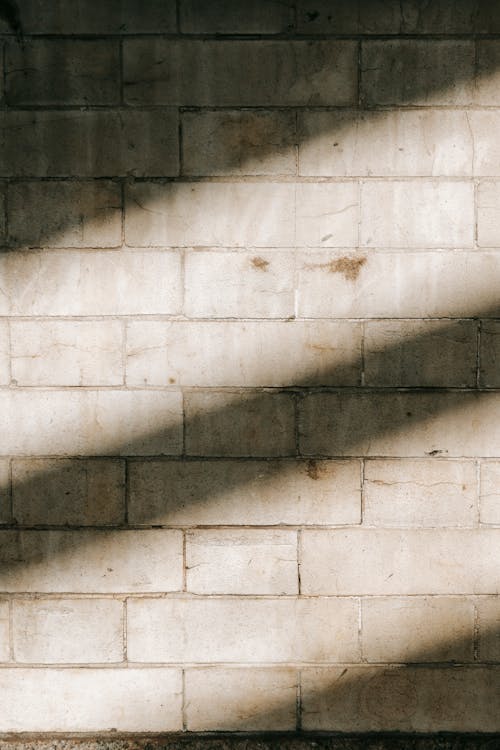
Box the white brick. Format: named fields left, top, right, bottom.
left=296, top=183, right=359, bottom=247
left=8, top=181, right=122, bottom=249
left=480, top=320, right=500, bottom=387
left=0, top=459, right=10, bottom=525
left=360, top=181, right=474, bottom=248
left=184, top=250, right=295, bottom=319
left=0, top=600, right=9, bottom=662
left=296, top=251, right=500, bottom=319
left=124, top=40, right=357, bottom=106
left=299, top=391, right=500, bottom=458
left=185, top=668, right=296, bottom=731
left=0, top=110, right=179, bottom=178
left=12, top=459, right=125, bottom=526
left=182, top=110, right=296, bottom=176
left=361, top=40, right=475, bottom=106
left=301, top=666, right=500, bottom=732
left=301, top=529, right=499, bottom=595
left=480, top=461, right=500, bottom=525
left=0, top=319, right=9, bottom=384
left=364, top=320, right=477, bottom=387
left=0, top=529, right=183, bottom=593
left=477, top=181, right=500, bottom=247
left=362, top=597, right=474, bottom=662
left=0, top=390, right=182, bottom=456
left=126, top=320, right=361, bottom=387
left=299, top=110, right=473, bottom=177
left=185, top=391, right=295, bottom=457
left=13, top=599, right=123, bottom=663
left=0, top=668, right=182, bottom=732
left=180, top=1, right=294, bottom=33
left=186, top=530, right=298, bottom=595
left=128, top=458, right=361, bottom=527
left=476, top=598, right=500, bottom=661
left=11, top=321, right=123, bottom=386
left=126, top=182, right=295, bottom=248
left=363, top=459, right=477, bottom=527
left=2, top=250, right=182, bottom=317
left=127, top=598, right=360, bottom=663
left=470, top=111, right=500, bottom=176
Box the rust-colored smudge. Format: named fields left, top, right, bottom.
left=251, top=256, right=270, bottom=271
left=306, top=255, right=367, bottom=281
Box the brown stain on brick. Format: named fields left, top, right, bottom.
left=251, top=256, right=270, bottom=271
left=306, top=459, right=331, bottom=481
left=307, top=255, right=367, bottom=281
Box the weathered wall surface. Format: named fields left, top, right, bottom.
left=0, top=0, right=498, bottom=736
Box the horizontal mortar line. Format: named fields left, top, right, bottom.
left=0, top=385, right=498, bottom=393
left=3, top=593, right=496, bottom=600
left=7, top=103, right=500, bottom=113
left=0, top=661, right=496, bottom=670
left=0, top=523, right=487, bottom=532
left=2, top=315, right=494, bottom=322
left=3, top=454, right=500, bottom=461
left=0, top=174, right=486, bottom=183
left=7, top=32, right=500, bottom=41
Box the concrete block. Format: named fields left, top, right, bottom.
left=361, top=597, right=474, bottom=662
left=8, top=181, right=122, bottom=249
left=476, top=597, right=500, bottom=661
left=475, top=42, right=500, bottom=105
left=363, top=320, right=477, bottom=387
left=126, top=182, right=295, bottom=247
left=12, top=0, right=177, bottom=33
left=363, top=459, right=477, bottom=527
left=180, top=0, right=294, bottom=33
left=301, top=665, right=500, bottom=731
left=128, top=458, right=361, bottom=526
left=361, top=40, right=475, bottom=106
left=301, top=529, right=500, bottom=595
left=0, top=529, right=183, bottom=593
left=0, top=668, right=182, bottom=732
left=469, top=111, right=500, bottom=177
left=6, top=40, right=120, bottom=105
left=127, top=597, right=360, bottom=663
left=0, top=459, right=10, bottom=525
left=296, top=1, right=360, bottom=33
left=2, top=250, right=182, bottom=316
left=186, top=530, right=298, bottom=594
left=182, top=110, right=296, bottom=176
left=296, top=251, right=500, bottom=319
left=0, top=600, right=9, bottom=662
left=124, top=40, right=357, bottom=106
left=299, top=391, right=500, bottom=458
left=480, top=461, right=500, bottom=524
left=0, top=110, right=179, bottom=178
left=12, top=458, right=125, bottom=526
left=185, top=391, right=295, bottom=457
left=11, top=320, right=124, bottom=386
left=125, top=320, right=361, bottom=387
left=12, top=599, right=123, bottom=663
left=479, top=320, right=500, bottom=387
left=477, top=181, right=500, bottom=247
left=360, top=181, right=474, bottom=248
left=184, top=250, right=295, bottom=319
left=0, top=390, right=183, bottom=456
left=185, top=668, right=297, bottom=731
left=295, top=182, right=359, bottom=247
left=299, top=110, right=473, bottom=177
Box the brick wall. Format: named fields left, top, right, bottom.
left=0, top=0, right=498, bottom=736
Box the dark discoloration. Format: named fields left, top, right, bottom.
left=0, top=0, right=22, bottom=37
left=306, top=459, right=330, bottom=481
left=251, top=256, right=270, bottom=271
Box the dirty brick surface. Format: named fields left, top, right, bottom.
left=0, top=0, right=498, bottom=740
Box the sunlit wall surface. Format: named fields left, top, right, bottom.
left=0, top=0, right=498, bottom=735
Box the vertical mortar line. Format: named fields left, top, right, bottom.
left=293, top=391, right=300, bottom=457
left=475, top=458, right=482, bottom=528
left=118, top=36, right=124, bottom=107
left=476, top=318, right=482, bottom=389
left=122, top=598, right=128, bottom=663
left=182, top=529, right=187, bottom=592
left=124, top=458, right=129, bottom=526
left=121, top=317, right=127, bottom=387
left=360, top=457, right=366, bottom=525
left=473, top=599, right=480, bottom=662
left=473, top=178, right=479, bottom=250
left=360, top=319, right=366, bottom=387
left=358, top=596, right=364, bottom=662
left=178, top=108, right=184, bottom=177
left=120, top=179, right=125, bottom=247
left=181, top=668, right=187, bottom=731
left=176, top=0, right=181, bottom=35
left=8, top=455, right=13, bottom=523
left=296, top=528, right=302, bottom=596
left=8, top=596, right=14, bottom=662
left=181, top=387, right=186, bottom=456
left=295, top=669, right=302, bottom=731
left=357, top=40, right=362, bottom=109
left=294, top=108, right=299, bottom=178
left=180, top=245, right=186, bottom=320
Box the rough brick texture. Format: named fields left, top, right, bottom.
left=0, top=0, right=498, bottom=739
